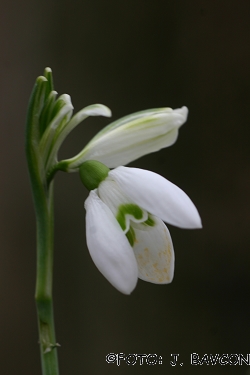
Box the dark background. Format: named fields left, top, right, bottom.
left=1, top=1, right=250, bottom=374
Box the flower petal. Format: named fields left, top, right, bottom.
left=98, top=178, right=148, bottom=233
left=46, top=104, right=112, bottom=170
left=65, top=106, right=188, bottom=170
left=62, top=104, right=112, bottom=137
left=110, top=167, right=202, bottom=229
left=85, top=190, right=138, bottom=294
left=132, top=216, right=174, bottom=284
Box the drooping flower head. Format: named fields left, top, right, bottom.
left=27, top=68, right=201, bottom=295
left=80, top=161, right=202, bottom=294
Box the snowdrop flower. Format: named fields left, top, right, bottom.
left=80, top=161, right=202, bottom=294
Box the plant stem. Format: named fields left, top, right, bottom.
left=34, top=182, right=59, bottom=375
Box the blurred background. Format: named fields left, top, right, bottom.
left=1, top=1, right=250, bottom=374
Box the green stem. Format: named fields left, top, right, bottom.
left=28, top=172, right=59, bottom=375
left=26, top=74, right=59, bottom=375
left=34, top=182, right=59, bottom=375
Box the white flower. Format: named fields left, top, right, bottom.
left=65, top=106, right=188, bottom=171
left=84, top=166, right=202, bottom=294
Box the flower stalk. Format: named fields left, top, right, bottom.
left=26, top=70, right=59, bottom=375
left=35, top=182, right=59, bottom=375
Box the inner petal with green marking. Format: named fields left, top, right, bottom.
left=116, top=204, right=155, bottom=246
left=98, top=178, right=156, bottom=247
left=116, top=203, right=145, bottom=231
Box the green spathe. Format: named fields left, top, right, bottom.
left=79, top=160, right=110, bottom=191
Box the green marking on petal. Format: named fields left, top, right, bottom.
left=143, top=214, right=155, bottom=227
left=116, top=204, right=144, bottom=231
left=126, top=226, right=136, bottom=247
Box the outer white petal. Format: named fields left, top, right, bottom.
left=110, top=167, right=202, bottom=229
left=132, top=216, right=174, bottom=284
left=85, top=190, right=138, bottom=294
left=66, top=106, right=188, bottom=170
